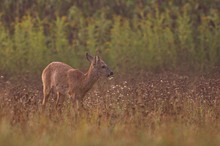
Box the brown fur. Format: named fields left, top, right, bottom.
left=42, top=53, right=113, bottom=109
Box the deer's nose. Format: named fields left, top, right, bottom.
left=107, top=71, right=113, bottom=77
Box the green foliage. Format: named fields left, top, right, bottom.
left=13, top=16, right=47, bottom=72
left=0, top=22, right=12, bottom=71
left=0, top=0, right=219, bottom=73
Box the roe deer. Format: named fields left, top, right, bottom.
left=42, top=53, right=113, bottom=110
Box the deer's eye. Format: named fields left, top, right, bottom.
left=102, top=65, right=105, bottom=68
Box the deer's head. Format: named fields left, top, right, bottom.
left=86, top=53, right=113, bottom=77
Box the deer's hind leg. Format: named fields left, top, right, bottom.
left=56, top=92, right=65, bottom=108
left=42, top=85, right=52, bottom=107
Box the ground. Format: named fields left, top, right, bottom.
left=0, top=71, right=219, bottom=146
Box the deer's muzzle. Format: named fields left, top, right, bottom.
left=107, top=71, right=113, bottom=77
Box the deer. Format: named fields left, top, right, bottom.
left=41, top=53, right=113, bottom=110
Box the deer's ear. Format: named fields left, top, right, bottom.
left=95, top=56, right=100, bottom=64
left=86, top=53, right=93, bottom=62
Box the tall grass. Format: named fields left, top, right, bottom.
left=0, top=73, right=220, bottom=146
left=0, top=1, right=219, bottom=73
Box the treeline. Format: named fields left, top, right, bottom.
left=0, top=0, right=219, bottom=73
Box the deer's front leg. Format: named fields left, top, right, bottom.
left=76, top=98, right=84, bottom=111
left=72, top=96, right=85, bottom=113
left=69, top=92, right=76, bottom=106
left=69, top=94, right=81, bottom=117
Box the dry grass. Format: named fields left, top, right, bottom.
left=0, top=72, right=220, bottom=146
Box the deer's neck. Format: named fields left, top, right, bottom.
left=82, top=65, right=99, bottom=92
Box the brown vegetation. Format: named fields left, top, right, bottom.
left=0, top=72, right=219, bottom=145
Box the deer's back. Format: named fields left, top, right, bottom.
left=43, top=61, right=73, bottom=72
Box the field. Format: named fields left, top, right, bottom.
left=0, top=72, right=219, bottom=146
left=0, top=0, right=220, bottom=145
